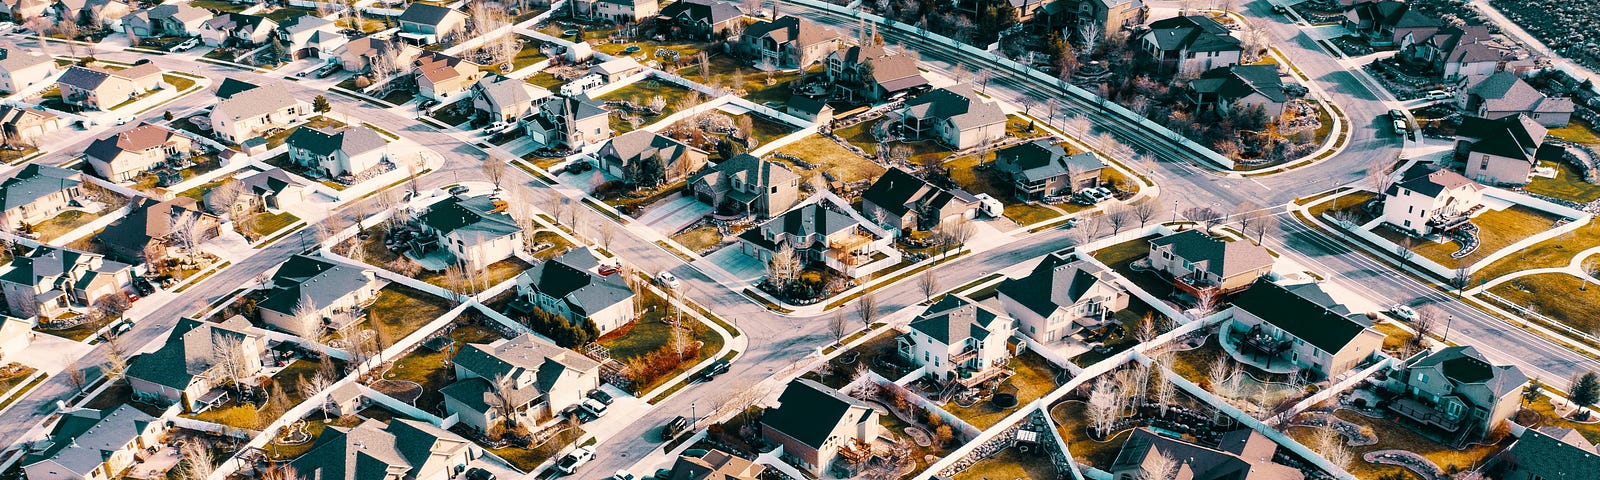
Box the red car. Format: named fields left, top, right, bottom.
left=598, top=265, right=619, bottom=276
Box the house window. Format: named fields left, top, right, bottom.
left=1407, top=205, right=1413, bottom=214
left=1418, top=373, right=1428, bottom=383
left=1480, top=155, right=1489, bottom=169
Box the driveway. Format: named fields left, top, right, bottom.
left=636, top=195, right=711, bottom=233
left=699, top=247, right=766, bottom=285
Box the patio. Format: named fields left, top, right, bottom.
left=1220, top=324, right=1300, bottom=375
left=126, top=445, right=181, bottom=480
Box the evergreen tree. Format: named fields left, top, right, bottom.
left=1572, top=371, right=1600, bottom=410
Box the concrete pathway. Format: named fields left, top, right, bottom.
left=1465, top=245, right=1600, bottom=295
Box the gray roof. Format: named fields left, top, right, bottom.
left=1111, top=428, right=1303, bottom=480
left=125, top=316, right=255, bottom=390
left=691, top=154, right=798, bottom=195
left=417, top=194, right=521, bottom=245
left=995, top=140, right=1105, bottom=183
left=1145, top=15, right=1243, bottom=53
left=0, top=42, right=53, bottom=72
left=24, top=405, right=157, bottom=477
left=901, top=84, right=1005, bottom=131
left=1148, top=229, right=1274, bottom=279
left=1466, top=71, right=1575, bottom=116
left=278, top=14, right=335, bottom=35
left=0, top=244, right=128, bottom=292
left=659, top=0, right=745, bottom=25
left=907, top=295, right=1006, bottom=344
left=762, top=379, right=869, bottom=449
left=1502, top=427, right=1600, bottom=477
left=213, top=82, right=299, bottom=121
left=1407, top=345, right=1528, bottom=399
left=398, top=3, right=456, bottom=26
left=743, top=15, right=839, bottom=49
left=56, top=66, right=113, bottom=91
left=289, top=418, right=469, bottom=480
left=285, top=125, right=387, bottom=158
left=601, top=130, right=700, bottom=174
left=517, top=247, right=634, bottom=318
left=237, top=168, right=303, bottom=197
left=473, top=74, right=533, bottom=109
left=738, top=202, right=860, bottom=251
left=1190, top=64, right=1287, bottom=103
left=451, top=333, right=600, bottom=391
left=998, top=253, right=1118, bottom=318
left=0, top=163, right=80, bottom=211
left=257, top=254, right=373, bottom=317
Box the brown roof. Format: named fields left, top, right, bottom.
left=85, top=123, right=180, bottom=161
left=668, top=450, right=764, bottom=480
left=414, top=51, right=477, bottom=83
left=117, top=62, right=163, bottom=81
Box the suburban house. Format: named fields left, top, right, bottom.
left=524, top=94, right=611, bottom=150
left=256, top=254, right=382, bottom=337
left=125, top=316, right=264, bottom=412
left=0, top=164, right=82, bottom=229
left=595, top=130, right=709, bottom=186
left=83, top=123, right=194, bottom=182
left=1491, top=426, right=1600, bottom=480
left=55, top=64, right=162, bottom=110
left=737, top=202, right=888, bottom=277
left=1147, top=229, right=1275, bottom=296
left=289, top=418, right=481, bottom=480
left=589, top=57, right=644, bottom=83
left=1224, top=279, right=1384, bottom=380
left=761, top=379, right=880, bottom=477
left=573, top=0, right=659, bottom=24
left=409, top=194, right=523, bottom=270
left=0, top=105, right=61, bottom=146
left=333, top=35, right=422, bottom=73
left=397, top=3, right=467, bottom=45
left=1342, top=0, right=1442, bottom=47
left=96, top=196, right=220, bottom=263
left=46, top=0, right=128, bottom=28
left=823, top=44, right=928, bottom=102
left=470, top=74, right=540, bottom=124
left=443, top=334, right=602, bottom=432
left=1188, top=64, right=1288, bottom=116
left=859, top=167, right=978, bottom=234
left=122, top=3, right=211, bottom=38
left=0, top=245, right=132, bottom=319
left=736, top=15, right=843, bottom=69
left=512, top=247, right=636, bottom=334
left=998, top=252, right=1129, bottom=343
left=1381, top=162, right=1485, bottom=236
left=22, top=405, right=163, bottom=480
left=0, top=0, right=49, bottom=21
left=1387, top=345, right=1528, bottom=444
left=1140, top=15, right=1243, bottom=75
left=688, top=153, right=800, bottom=219
left=893, top=84, right=1006, bottom=150
left=993, top=140, right=1105, bottom=201
left=1455, top=114, right=1546, bottom=186
left=207, top=168, right=305, bottom=214
left=657, top=0, right=744, bottom=40
left=209, top=81, right=310, bottom=144
left=1109, top=428, right=1305, bottom=480
left=1041, top=0, right=1148, bottom=37
left=0, top=42, right=56, bottom=95
left=413, top=51, right=484, bottom=102
left=1458, top=71, right=1574, bottom=128
left=284, top=125, right=389, bottom=179
left=897, top=295, right=1016, bottom=388
left=1397, top=26, right=1500, bottom=80
left=664, top=449, right=765, bottom=480
left=785, top=94, right=833, bottom=123
left=277, top=15, right=348, bottom=61
left=199, top=12, right=277, bottom=47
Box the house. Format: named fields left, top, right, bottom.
left=22, top=405, right=163, bottom=480
left=860, top=167, right=978, bottom=234
left=823, top=44, right=928, bottom=102
left=1491, top=426, right=1600, bottom=480
left=1397, top=26, right=1499, bottom=80
left=664, top=449, right=765, bottom=480
left=1140, top=15, right=1243, bottom=75
left=523, top=94, right=610, bottom=150
left=1042, top=0, right=1147, bottom=37
left=55, top=64, right=162, bottom=110
left=209, top=82, right=310, bottom=144
left=1109, top=428, right=1305, bottom=480
left=736, top=15, right=843, bottom=69
left=207, top=168, right=305, bottom=214
left=1381, top=163, right=1484, bottom=236
left=0, top=42, right=57, bottom=95
left=1224, top=279, right=1384, bottom=380
left=512, top=247, right=635, bottom=334
left=894, top=84, right=1005, bottom=150
left=0, top=105, right=61, bottom=145
left=1188, top=64, right=1287, bottom=117
left=288, top=418, right=481, bottom=480
left=409, top=194, right=523, bottom=270
left=413, top=51, right=484, bottom=102
left=125, top=316, right=265, bottom=412
left=785, top=94, right=833, bottom=124
left=1456, top=114, right=1546, bottom=186
left=83, top=123, right=193, bottom=182
left=688, top=153, right=800, bottom=219
left=1388, top=345, right=1528, bottom=444
left=285, top=125, right=389, bottom=179
left=442, top=333, right=602, bottom=432
left=96, top=197, right=220, bottom=263
left=256, top=254, right=382, bottom=337
left=761, top=379, right=880, bottom=477
left=1342, top=0, right=1442, bottom=47
left=199, top=12, right=277, bottom=47
left=0, top=245, right=132, bottom=319
left=332, top=35, right=422, bottom=73
left=595, top=130, right=709, bottom=187
left=993, top=140, right=1105, bottom=201
left=0, top=0, right=49, bottom=22
left=471, top=74, right=543, bottom=124
left=657, top=0, right=744, bottom=41
left=573, top=0, right=659, bottom=24
left=0, top=164, right=82, bottom=229
left=998, top=252, right=1129, bottom=343
left=1147, top=229, right=1274, bottom=296
left=589, top=57, right=644, bottom=83
left=897, top=295, right=1015, bottom=387
left=397, top=3, right=467, bottom=45
left=123, top=3, right=211, bottom=38
left=737, top=202, right=889, bottom=277
left=277, top=15, right=348, bottom=60
left=46, top=0, right=127, bottom=28
left=1459, top=71, right=1574, bottom=128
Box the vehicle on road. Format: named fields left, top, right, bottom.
left=697, top=359, right=729, bottom=381
left=1425, top=90, right=1452, bottom=100
left=1388, top=108, right=1405, bottom=119
left=1389, top=304, right=1419, bottom=322
left=661, top=415, right=688, bottom=440
left=653, top=469, right=672, bottom=480
left=611, top=471, right=634, bottom=480
left=656, top=271, right=680, bottom=289
left=0, top=22, right=14, bottom=32
left=116, top=117, right=132, bottom=125
left=556, top=446, right=595, bottom=474
left=446, top=185, right=470, bottom=195
left=464, top=468, right=495, bottom=480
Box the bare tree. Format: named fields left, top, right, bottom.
left=179, top=438, right=215, bottom=480
left=210, top=335, right=254, bottom=396
left=1207, top=356, right=1232, bottom=398
left=1236, top=201, right=1266, bottom=244
left=290, top=293, right=324, bottom=338
left=765, top=244, right=800, bottom=291
left=1078, top=22, right=1101, bottom=56
left=829, top=312, right=848, bottom=345
left=917, top=270, right=939, bottom=303
left=1106, top=205, right=1132, bottom=235
left=1139, top=448, right=1179, bottom=480
left=63, top=356, right=86, bottom=393
left=598, top=222, right=615, bottom=251
left=855, top=292, right=878, bottom=328
left=1151, top=354, right=1176, bottom=415
left=1311, top=428, right=1353, bottom=470
left=169, top=212, right=207, bottom=262
left=483, top=156, right=508, bottom=191
left=208, top=179, right=244, bottom=216
left=488, top=372, right=533, bottom=429
left=104, top=334, right=129, bottom=386
left=444, top=264, right=470, bottom=302
left=1086, top=376, right=1120, bottom=438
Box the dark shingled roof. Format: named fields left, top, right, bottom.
left=762, top=379, right=868, bottom=449
left=213, top=78, right=260, bottom=100
left=0, top=162, right=80, bottom=211
left=1502, top=427, right=1600, bottom=477
left=1230, top=279, right=1370, bottom=354
left=994, top=139, right=1105, bottom=183
left=257, top=254, right=372, bottom=317
left=289, top=418, right=469, bottom=480
left=1189, top=64, right=1286, bottom=103
left=518, top=247, right=634, bottom=318
left=1148, top=229, right=1274, bottom=280
left=1144, top=15, right=1242, bottom=53
left=1386, top=163, right=1481, bottom=198
left=1408, top=346, right=1529, bottom=400
left=659, top=0, right=744, bottom=25
left=738, top=202, right=860, bottom=251
left=997, top=253, right=1115, bottom=318
left=398, top=3, right=455, bottom=26
left=907, top=295, right=1005, bottom=344
left=1456, top=114, right=1546, bottom=164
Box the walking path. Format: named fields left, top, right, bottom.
left=1465, top=246, right=1600, bottom=295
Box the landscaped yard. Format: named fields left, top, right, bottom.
left=950, top=446, right=1058, bottom=480
left=417, top=257, right=531, bottom=291
left=510, top=37, right=549, bottom=70
left=429, top=101, right=476, bottom=128
left=0, top=363, right=39, bottom=394
left=1375, top=205, right=1567, bottom=267
left=596, top=79, right=698, bottom=134
left=599, top=181, right=687, bottom=216
left=837, top=118, right=952, bottom=167
left=1475, top=218, right=1600, bottom=281
left=1091, top=235, right=1174, bottom=301
left=163, top=74, right=197, bottom=92
left=247, top=211, right=302, bottom=240
left=366, top=284, right=456, bottom=344
left=676, top=54, right=804, bottom=105
left=671, top=224, right=723, bottom=254
left=0, top=145, right=38, bottom=164
left=769, top=134, right=886, bottom=184
left=525, top=72, right=567, bottom=90
left=1527, top=161, right=1600, bottom=204
left=1484, top=272, right=1600, bottom=333
left=36, top=314, right=111, bottom=342
left=944, top=155, right=1061, bottom=226
left=1285, top=409, right=1509, bottom=480
left=32, top=210, right=99, bottom=242
left=596, top=289, right=726, bottom=394
left=594, top=39, right=704, bottom=64
left=1005, top=115, right=1049, bottom=140
left=132, top=155, right=224, bottom=194
left=335, top=16, right=388, bottom=33
left=730, top=112, right=797, bottom=146
left=942, top=352, right=1060, bottom=429
left=1520, top=395, right=1600, bottom=443
left=1050, top=401, right=1132, bottom=470
left=190, top=0, right=248, bottom=12
left=805, top=330, right=905, bottom=389
left=379, top=324, right=504, bottom=413
left=1548, top=119, right=1600, bottom=145
left=530, top=230, right=575, bottom=260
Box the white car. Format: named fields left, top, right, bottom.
left=173, top=38, right=200, bottom=51
left=556, top=446, right=595, bottom=475
left=656, top=271, right=680, bottom=289
left=1424, top=90, right=1452, bottom=100
left=0, top=22, right=14, bottom=32
left=1388, top=304, right=1418, bottom=322
left=115, top=116, right=132, bottom=125
left=579, top=398, right=609, bottom=418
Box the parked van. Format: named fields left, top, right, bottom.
left=1424, top=90, right=1451, bottom=100
left=973, top=193, right=1004, bottom=218
left=560, top=74, right=606, bottom=96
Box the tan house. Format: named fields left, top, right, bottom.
left=332, top=35, right=422, bottom=73
left=0, top=105, right=61, bottom=145
left=83, top=123, right=193, bottom=182
left=125, top=316, right=265, bottom=412
left=1225, top=280, right=1384, bottom=380
left=688, top=153, right=800, bottom=219
left=1043, top=0, right=1147, bottom=37
left=761, top=379, right=879, bottom=477
left=96, top=196, right=220, bottom=263
left=414, top=51, right=483, bottom=102
left=122, top=3, right=212, bottom=38
left=737, top=202, right=889, bottom=277
left=664, top=449, right=765, bottom=480
left=596, top=130, right=709, bottom=187
left=998, top=252, right=1129, bottom=343
left=823, top=44, right=928, bottom=102
left=22, top=405, right=164, bottom=480
left=0, top=245, right=132, bottom=320
left=1455, top=114, right=1546, bottom=186
left=994, top=139, right=1105, bottom=201
left=55, top=63, right=162, bottom=111
left=523, top=94, right=610, bottom=150
left=1388, top=346, right=1527, bottom=444
left=1147, top=229, right=1274, bottom=296
left=0, top=41, right=56, bottom=95
left=893, top=84, right=1006, bottom=150
left=209, top=81, right=310, bottom=144
left=1459, top=71, right=1574, bottom=128
left=289, top=418, right=482, bottom=480
left=1110, top=428, right=1305, bottom=480
left=736, top=15, right=842, bottom=69
left=0, top=164, right=83, bottom=229
left=198, top=12, right=277, bottom=47
left=471, top=74, right=541, bottom=124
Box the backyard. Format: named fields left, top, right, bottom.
left=944, top=155, right=1061, bottom=226
left=367, top=285, right=456, bottom=343
left=942, top=352, right=1061, bottom=429
left=596, top=289, right=725, bottom=394
left=1050, top=401, right=1132, bottom=470
left=1527, top=161, right=1600, bottom=204
left=530, top=230, right=575, bottom=260
left=769, top=134, right=886, bottom=184
left=1284, top=409, right=1509, bottom=480
left=596, top=79, right=698, bottom=134
left=32, top=209, right=101, bottom=242
left=1374, top=205, right=1567, bottom=267
left=1091, top=235, right=1175, bottom=301
left=378, top=324, right=504, bottom=415
left=837, top=118, right=951, bottom=167
left=1483, top=272, right=1600, bottom=333
left=950, top=446, right=1058, bottom=480
left=676, top=54, right=804, bottom=105
left=803, top=331, right=906, bottom=389
left=670, top=224, right=723, bottom=254
left=417, top=258, right=532, bottom=291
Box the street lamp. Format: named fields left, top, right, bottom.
left=1442, top=315, right=1453, bottom=344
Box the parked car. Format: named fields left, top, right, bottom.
left=579, top=398, right=609, bottom=418
left=697, top=359, right=729, bottom=381
left=610, top=471, right=634, bottom=480
left=556, top=446, right=595, bottom=474
left=314, top=63, right=342, bottom=78
left=1425, top=90, right=1452, bottom=100
left=0, top=22, right=14, bottom=32
left=661, top=416, right=689, bottom=440
left=588, top=389, right=614, bottom=405
left=656, top=271, right=680, bottom=289
left=653, top=469, right=672, bottom=480
left=1388, top=108, right=1405, bottom=119
left=173, top=38, right=200, bottom=52
left=447, top=185, right=470, bottom=195
left=1388, top=304, right=1419, bottom=322
left=419, top=98, right=440, bottom=110
left=464, top=468, right=495, bottom=480
left=598, top=264, right=619, bottom=276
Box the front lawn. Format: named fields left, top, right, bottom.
left=942, top=352, right=1060, bottom=429
left=1091, top=235, right=1173, bottom=300
left=1377, top=205, right=1567, bottom=267
left=428, top=101, right=475, bottom=128
left=163, top=74, right=196, bottom=92
left=247, top=211, right=302, bottom=239
left=1474, top=218, right=1600, bottom=281
left=531, top=230, right=575, bottom=260
left=596, top=79, right=697, bottom=134
left=366, top=284, right=455, bottom=343
left=32, top=210, right=97, bottom=242
left=379, top=324, right=504, bottom=413
left=598, top=289, right=725, bottom=394
left=1484, top=272, right=1600, bottom=333
left=768, top=134, right=885, bottom=184
left=266, top=116, right=348, bottom=149
left=417, top=257, right=532, bottom=290
left=1527, top=160, right=1600, bottom=204
left=671, top=224, right=723, bottom=254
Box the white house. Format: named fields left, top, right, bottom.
left=209, top=82, right=309, bottom=144
left=1381, top=162, right=1485, bottom=236
left=409, top=194, right=523, bottom=271
left=284, top=125, right=389, bottom=179
left=511, top=247, right=635, bottom=334
left=441, top=334, right=601, bottom=433
left=998, top=252, right=1130, bottom=343
left=896, top=295, right=1015, bottom=388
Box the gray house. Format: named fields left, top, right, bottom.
left=688, top=153, right=800, bottom=219
left=511, top=247, right=635, bottom=334
left=993, top=140, right=1105, bottom=201
left=1388, top=346, right=1528, bottom=445
left=1459, top=71, right=1574, bottom=128
left=441, top=334, right=602, bottom=432
left=256, top=254, right=381, bottom=338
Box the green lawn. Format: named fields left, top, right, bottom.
left=1475, top=218, right=1600, bottom=282
left=1523, top=395, right=1600, bottom=443
left=189, top=0, right=248, bottom=12
left=511, top=37, right=549, bottom=70
left=1548, top=119, right=1600, bottom=145
left=249, top=211, right=301, bottom=239
left=1376, top=205, right=1567, bottom=267
left=950, top=446, right=1058, bottom=480
left=525, top=72, right=567, bottom=90
left=262, top=7, right=317, bottom=23
left=367, top=284, right=455, bottom=343
left=676, top=54, right=803, bottom=105
left=594, top=39, right=705, bottom=63
left=598, top=289, right=725, bottom=394
left=1091, top=235, right=1174, bottom=300
left=1528, top=161, right=1600, bottom=204
left=163, top=74, right=196, bottom=92
left=417, top=257, right=531, bottom=290
left=942, top=352, right=1060, bottom=429
left=769, top=134, right=885, bottom=184
left=1485, top=272, right=1600, bottom=333
left=944, top=155, right=1061, bottom=225
left=0, top=363, right=39, bottom=394
left=381, top=324, right=503, bottom=412
left=596, top=79, right=697, bottom=134
left=1005, top=114, right=1049, bottom=140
